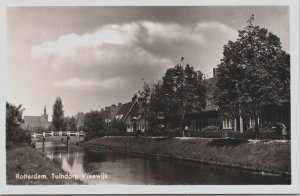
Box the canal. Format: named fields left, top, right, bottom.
left=37, top=142, right=291, bottom=185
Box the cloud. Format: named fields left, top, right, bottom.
left=31, top=21, right=236, bottom=59
left=53, top=77, right=128, bottom=90
left=31, top=21, right=205, bottom=58
left=195, top=21, right=237, bottom=38
left=31, top=20, right=237, bottom=91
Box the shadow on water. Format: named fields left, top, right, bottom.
left=208, top=139, right=249, bottom=147
left=38, top=142, right=291, bottom=185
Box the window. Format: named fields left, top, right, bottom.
left=127, top=125, right=133, bottom=132
left=249, top=117, right=259, bottom=128
left=223, top=118, right=232, bottom=129
left=189, top=120, right=196, bottom=130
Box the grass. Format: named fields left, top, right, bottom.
left=83, top=136, right=291, bottom=175
left=6, top=143, right=84, bottom=185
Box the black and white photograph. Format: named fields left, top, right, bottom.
left=0, top=0, right=299, bottom=194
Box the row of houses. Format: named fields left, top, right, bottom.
left=21, top=69, right=290, bottom=133
left=101, top=69, right=290, bottom=133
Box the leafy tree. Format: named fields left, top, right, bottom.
left=137, top=83, right=152, bottom=133
left=132, top=93, right=138, bottom=102
left=6, top=102, right=24, bottom=132
left=52, top=97, right=64, bottom=132
left=67, top=116, right=77, bottom=132
left=83, top=111, right=104, bottom=140
left=162, top=61, right=207, bottom=134
left=214, top=15, right=290, bottom=138
left=6, top=102, right=30, bottom=144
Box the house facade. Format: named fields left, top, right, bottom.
left=164, top=70, right=290, bottom=133
left=114, top=100, right=146, bottom=132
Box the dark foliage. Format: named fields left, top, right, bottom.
left=52, top=97, right=65, bottom=131
left=6, top=102, right=31, bottom=144
left=214, top=15, right=290, bottom=138
left=83, top=111, right=104, bottom=141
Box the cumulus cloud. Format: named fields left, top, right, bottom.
left=31, top=20, right=235, bottom=59
left=31, top=20, right=237, bottom=90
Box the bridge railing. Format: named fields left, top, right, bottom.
left=32, top=131, right=85, bottom=139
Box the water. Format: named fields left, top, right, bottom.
left=37, top=142, right=291, bottom=185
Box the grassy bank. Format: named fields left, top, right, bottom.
left=6, top=144, right=83, bottom=185
left=83, top=136, right=291, bottom=175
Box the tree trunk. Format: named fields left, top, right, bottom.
left=254, top=111, right=259, bottom=139
left=180, top=110, right=186, bottom=137
left=144, top=109, right=147, bottom=137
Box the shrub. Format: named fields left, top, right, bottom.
left=33, top=127, right=47, bottom=134
left=145, top=129, right=164, bottom=136
left=226, top=130, right=250, bottom=139
left=164, top=129, right=182, bottom=137
left=201, top=126, right=220, bottom=132
left=83, top=111, right=104, bottom=141
left=190, top=129, right=222, bottom=138
left=105, top=131, right=135, bottom=137
left=6, top=127, right=31, bottom=144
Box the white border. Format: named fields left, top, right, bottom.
left=0, top=0, right=299, bottom=194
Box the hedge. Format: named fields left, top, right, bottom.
left=84, top=126, right=290, bottom=141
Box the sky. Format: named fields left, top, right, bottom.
left=6, top=6, right=290, bottom=118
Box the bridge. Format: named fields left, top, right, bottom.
left=32, top=131, right=85, bottom=139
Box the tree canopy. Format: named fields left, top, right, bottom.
left=136, top=60, right=207, bottom=133
left=83, top=110, right=104, bottom=140
left=6, top=102, right=24, bottom=132
left=6, top=102, right=31, bottom=144
left=214, top=15, right=290, bottom=137
left=162, top=64, right=207, bottom=116
left=52, top=97, right=65, bottom=131
left=67, top=116, right=77, bottom=132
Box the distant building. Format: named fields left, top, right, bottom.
left=22, top=106, right=50, bottom=130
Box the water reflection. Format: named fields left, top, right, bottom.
left=37, top=142, right=291, bottom=185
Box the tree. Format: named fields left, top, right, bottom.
left=132, top=93, right=138, bottom=102
left=6, top=102, right=24, bottom=132
left=67, top=116, right=77, bottom=132
left=6, top=102, right=30, bottom=144
left=138, top=83, right=152, bottom=134
left=162, top=61, right=207, bottom=135
left=214, top=15, right=290, bottom=138
left=83, top=111, right=104, bottom=140
left=52, top=97, right=64, bottom=132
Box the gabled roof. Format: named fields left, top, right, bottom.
left=115, top=102, right=135, bottom=122
left=115, top=100, right=142, bottom=122
left=108, top=105, right=122, bottom=119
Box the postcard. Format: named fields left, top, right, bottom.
left=0, top=0, right=299, bottom=194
